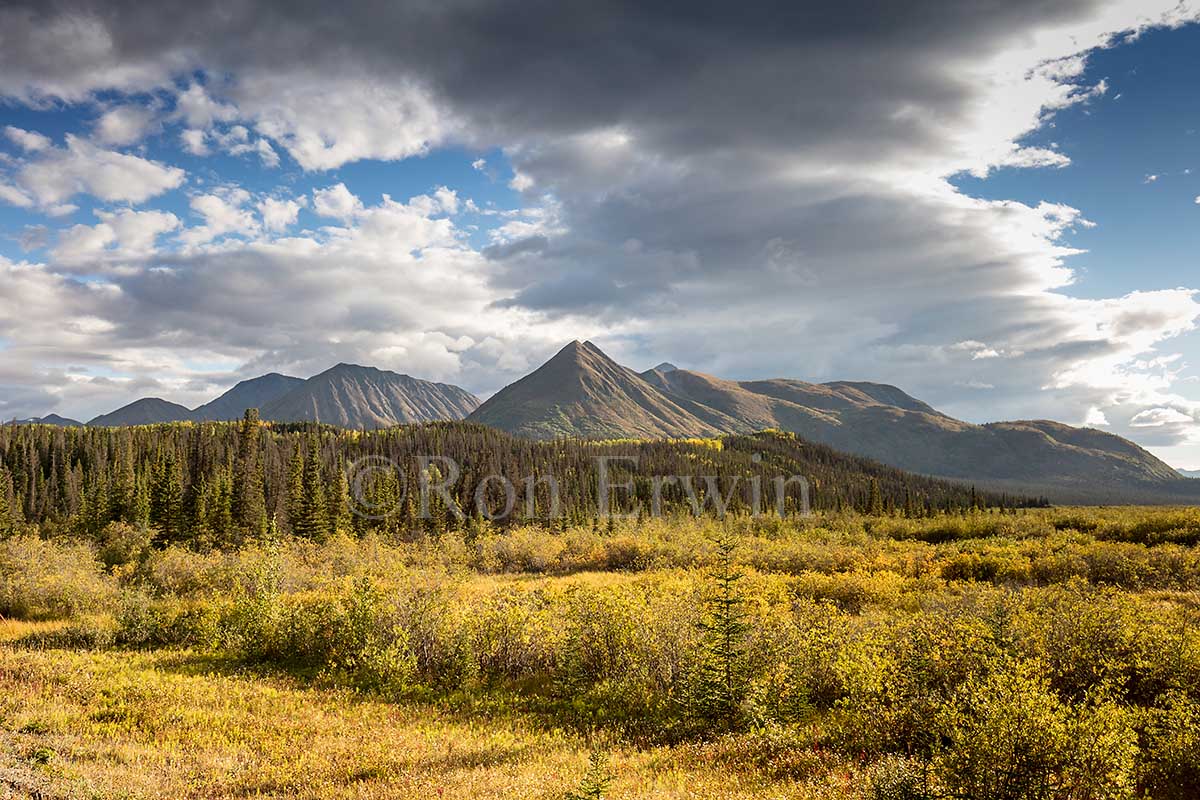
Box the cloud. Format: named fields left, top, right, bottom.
left=4, top=125, right=51, bottom=152
left=0, top=183, right=34, bottom=208
left=172, top=83, right=238, bottom=129
left=15, top=134, right=184, bottom=206
left=1084, top=407, right=1110, bottom=426
left=1130, top=407, right=1195, bottom=427
left=93, top=105, right=156, bottom=146
left=180, top=129, right=209, bottom=156
left=179, top=189, right=259, bottom=247
left=51, top=208, right=180, bottom=267
left=258, top=196, right=305, bottom=232
left=17, top=224, right=50, bottom=251
left=206, top=125, right=281, bottom=167
left=234, top=71, right=452, bottom=170
left=312, top=183, right=363, bottom=220
left=0, top=0, right=1196, bottom=451
left=0, top=192, right=572, bottom=418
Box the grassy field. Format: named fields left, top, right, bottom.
left=1, top=635, right=837, bottom=799
left=2, top=508, right=1200, bottom=798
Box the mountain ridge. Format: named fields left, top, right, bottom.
left=192, top=373, right=305, bottom=420
left=468, top=341, right=736, bottom=439
left=75, top=364, right=478, bottom=429
left=475, top=342, right=1185, bottom=496
left=260, top=363, right=479, bottom=428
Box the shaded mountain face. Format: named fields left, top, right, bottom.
left=467, top=341, right=738, bottom=439
left=88, top=398, right=194, bottom=427
left=79, top=366, right=477, bottom=429
left=192, top=373, right=305, bottom=420
left=479, top=341, right=1181, bottom=493
left=260, top=363, right=480, bottom=429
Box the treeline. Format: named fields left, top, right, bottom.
left=0, top=414, right=1043, bottom=547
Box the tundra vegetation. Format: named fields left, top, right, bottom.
left=0, top=421, right=1197, bottom=798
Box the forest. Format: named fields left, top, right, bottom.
left=0, top=414, right=1041, bottom=549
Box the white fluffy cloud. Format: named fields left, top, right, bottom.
left=312, top=183, right=363, bottom=220
left=4, top=125, right=51, bottom=152
left=51, top=208, right=180, bottom=266
left=14, top=135, right=184, bottom=206
left=258, top=196, right=305, bottom=232
left=179, top=189, right=259, bottom=247
left=93, top=105, right=156, bottom=146
left=233, top=72, right=453, bottom=170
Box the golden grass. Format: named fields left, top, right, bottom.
left=0, top=645, right=860, bottom=800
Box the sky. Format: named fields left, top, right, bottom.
left=2, top=1, right=1200, bottom=468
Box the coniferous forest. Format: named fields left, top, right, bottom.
left=0, top=413, right=1039, bottom=548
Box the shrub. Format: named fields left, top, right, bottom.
left=870, top=755, right=935, bottom=800
left=1139, top=692, right=1200, bottom=800
left=96, top=521, right=154, bottom=570
left=0, top=536, right=115, bottom=620
left=935, top=662, right=1136, bottom=800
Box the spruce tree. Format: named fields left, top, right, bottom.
left=286, top=443, right=304, bottom=535
left=327, top=455, right=352, bottom=538
left=293, top=437, right=328, bottom=540
left=565, top=750, right=613, bottom=800
left=0, top=466, right=11, bottom=537
left=868, top=478, right=884, bottom=516
left=150, top=452, right=184, bottom=543
left=233, top=409, right=267, bottom=537
left=693, top=527, right=748, bottom=730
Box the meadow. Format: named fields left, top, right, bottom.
left=2, top=507, right=1199, bottom=799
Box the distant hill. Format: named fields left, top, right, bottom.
left=260, top=363, right=479, bottom=428
left=476, top=341, right=1187, bottom=498
left=1179, top=469, right=1200, bottom=479
left=13, top=414, right=83, bottom=426
left=468, top=341, right=737, bottom=439
left=71, top=366, right=476, bottom=429
left=10, top=414, right=83, bottom=427
left=88, top=398, right=194, bottom=427
left=192, top=373, right=305, bottom=420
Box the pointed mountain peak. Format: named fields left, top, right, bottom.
left=549, top=339, right=612, bottom=366
left=467, top=340, right=729, bottom=439
left=652, top=362, right=679, bottom=373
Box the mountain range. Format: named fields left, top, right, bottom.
left=14, top=340, right=1195, bottom=502
left=468, top=341, right=1193, bottom=502
left=11, top=413, right=83, bottom=427
left=82, top=364, right=480, bottom=429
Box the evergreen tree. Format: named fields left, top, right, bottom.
left=286, top=443, right=304, bottom=535
left=293, top=437, right=329, bottom=540
left=327, top=455, right=352, bottom=538
left=150, top=452, right=185, bottom=543
left=565, top=750, right=613, bottom=800
left=692, top=527, right=748, bottom=729
left=114, top=432, right=137, bottom=523
left=233, top=409, right=267, bottom=537
left=0, top=466, right=11, bottom=536
left=868, top=478, right=884, bottom=516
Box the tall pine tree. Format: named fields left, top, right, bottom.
left=233, top=409, right=267, bottom=538
left=292, top=436, right=329, bottom=540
